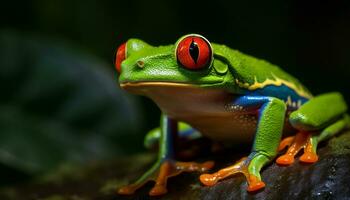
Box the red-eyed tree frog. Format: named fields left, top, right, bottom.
left=114, top=34, right=349, bottom=196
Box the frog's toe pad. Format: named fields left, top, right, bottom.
left=199, top=156, right=267, bottom=192
left=199, top=174, right=219, bottom=186
left=118, top=185, right=138, bottom=195
left=199, top=157, right=248, bottom=187
left=276, top=154, right=295, bottom=165
left=276, top=132, right=318, bottom=166
left=149, top=185, right=167, bottom=196
left=300, top=152, right=318, bottom=163
left=247, top=178, right=266, bottom=192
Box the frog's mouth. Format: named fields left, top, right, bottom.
left=120, top=81, right=200, bottom=94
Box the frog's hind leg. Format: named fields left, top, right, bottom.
left=277, top=115, right=349, bottom=165
left=315, top=114, right=350, bottom=143
left=277, top=92, right=349, bottom=165
left=276, top=131, right=318, bottom=165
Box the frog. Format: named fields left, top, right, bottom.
left=114, top=34, right=349, bottom=196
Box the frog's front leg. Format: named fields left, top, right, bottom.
left=200, top=96, right=286, bottom=192
left=118, top=114, right=214, bottom=196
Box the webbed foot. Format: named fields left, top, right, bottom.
left=118, top=159, right=214, bottom=196
left=200, top=153, right=269, bottom=192
left=276, top=132, right=318, bottom=165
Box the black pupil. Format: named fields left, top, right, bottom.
left=189, top=39, right=199, bottom=64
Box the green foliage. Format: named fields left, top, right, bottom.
left=0, top=31, right=143, bottom=175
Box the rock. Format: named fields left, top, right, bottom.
left=1, top=131, right=350, bottom=200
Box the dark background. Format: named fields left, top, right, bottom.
left=0, top=0, right=349, bottom=185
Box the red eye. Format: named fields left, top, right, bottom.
left=176, top=35, right=212, bottom=70
left=115, top=42, right=127, bottom=73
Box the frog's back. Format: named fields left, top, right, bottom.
left=213, top=44, right=313, bottom=101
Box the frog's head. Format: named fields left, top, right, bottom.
left=115, top=34, right=235, bottom=94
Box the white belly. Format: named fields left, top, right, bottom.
left=121, top=82, right=258, bottom=142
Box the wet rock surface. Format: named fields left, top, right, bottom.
left=1, top=131, right=350, bottom=200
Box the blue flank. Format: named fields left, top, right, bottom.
left=244, top=85, right=309, bottom=110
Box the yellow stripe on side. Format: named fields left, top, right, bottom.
left=235, top=73, right=313, bottom=99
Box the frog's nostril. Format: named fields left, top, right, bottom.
left=137, top=60, right=145, bottom=68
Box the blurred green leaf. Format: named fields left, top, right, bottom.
left=0, top=30, right=143, bottom=174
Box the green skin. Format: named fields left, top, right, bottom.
left=118, top=34, right=349, bottom=193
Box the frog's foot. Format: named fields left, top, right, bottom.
left=276, top=132, right=318, bottom=165
left=200, top=154, right=269, bottom=192
left=118, top=159, right=214, bottom=196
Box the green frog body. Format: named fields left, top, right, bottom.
left=115, top=34, right=349, bottom=196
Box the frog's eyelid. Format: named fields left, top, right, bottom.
left=213, top=54, right=231, bottom=65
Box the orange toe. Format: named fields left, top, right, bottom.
left=200, top=161, right=215, bottom=171
left=118, top=160, right=213, bottom=196
left=278, top=136, right=294, bottom=151
left=118, top=185, right=137, bottom=195
left=300, top=152, right=318, bottom=163
left=276, top=154, right=295, bottom=165
left=247, top=181, right=266, bottom=192
left=149, top=185, right=167, bottom=196
left=276, top=132, right=320, bottom=166
left=247, top=175, right=265, bottom=192
left=199, top=174, right=218, bottom=186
